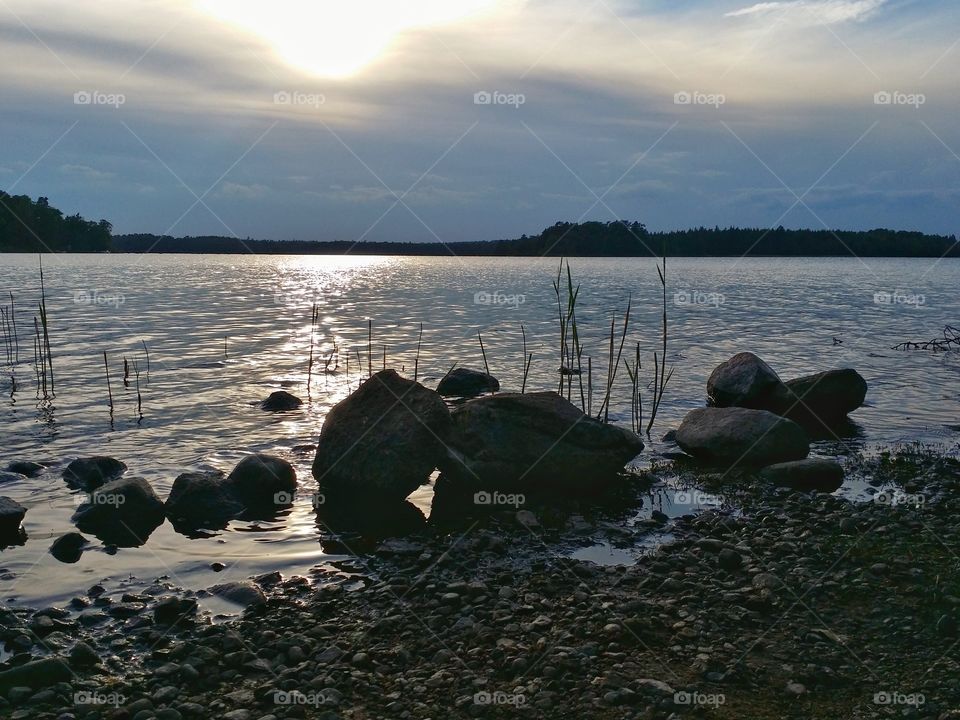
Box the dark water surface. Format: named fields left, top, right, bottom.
left=0, top=254, right=958, bottom=605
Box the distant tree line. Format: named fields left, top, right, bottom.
left=0, top=192, right=112, bottom=252
left=113, top=221, right=959, bottom=257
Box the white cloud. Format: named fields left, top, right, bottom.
left=217, top=182, right=270, bottom=199
left=59, top=164, right=114, bottom=181
left=726, top=0, right=888, bottom=24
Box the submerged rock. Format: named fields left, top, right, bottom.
left=165, top=470, right=244, bottom=530
left=436, top=368, right=500, bottom=398
left=440, top=391, right=643, bottom=495
left=228, top=454, right=297, bottom=512
left=760, top=458, right=845, bottom=492
left=165, top=456, right=296, bottom=531
left=676, top=407, right=809, bottom=467
left=0, top=496, right=27, bottom=535
left=50, top=532, right=89, bottom=563
left=313, top=369, right=452, bottom=504
left=261, top=390, right=303, bottom=411
left=7, top=461, right=45, bottom=477
left=707, top=352, right=788, bottom=410
left=63, top=456, right=127, bottom=491
left=73, top=476, right=165, bottom=546
left=783, top=369, right=868, bottom=423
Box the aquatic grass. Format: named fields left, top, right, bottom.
left=477, top=331, right=490, bottom=377
left=103, top=351, right=114, bottom=422
left=646, top=254, right=673, bottom=436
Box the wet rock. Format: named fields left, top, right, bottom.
left=440, top=391, right=643, bottom=495
left=73, top=476, right=165, bottom=546
left=436, top=368, right=500, bottom=398
left=209, top=581, right=267, bottom=609
left=153, top=597, right=198, bottom=626
left=0, top=472, right=28, bottom=486
left=676, top=407, right=809, bottom=467
left=50, top=532, right=88, bottom=564
left=783, top=369, right=867, bottom=423
left=707, top=352, right=788, bottom=410
left=759, top=458, right=844, bottom=493
left=68, top=641, right=101, bottom=668
left=261, top=390, right=303, bottom=412
left=165, top=470, right=243, bottom=531
left=313, top=369, right=452, bottom=504
left=6, top=462, right=44, bottom=477
left=63, top=456, right=127, bottom=491
left=0, top=658, right=71, bottom=692
left=227, top=454, right=297, bottom=514
left=0, top=496, right=27, bottom=535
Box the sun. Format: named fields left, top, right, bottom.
left=198, top=0, right=505, bottom=78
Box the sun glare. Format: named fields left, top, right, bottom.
left=198, top=0, right=504, bottom=78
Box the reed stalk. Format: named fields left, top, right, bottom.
left=477, top=331, right=490, bottom=377
left=414, top=323, right=423, bottom=382
left=103, top=351, right=114, bottom=417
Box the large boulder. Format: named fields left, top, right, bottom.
left=165, top=455, right=297, bottom=530
left=165, top=470, right=245, bottom=531
left=312, top=370, right=452, bottom=504
left=73, top=476, right=165, bottom=546
left=707, top=352, right=787, bottom=410
left=261, top=390, right=303, bottom=411
left=439, top=391, right=644, bottom=495
left=436, top=368, right=500, bottom=398
left=676, top=407, right=809, bottom=467
left=7, top=461, right=45, bottom=477
left=0, top=496, right=27, bottom=535
left=783, top=369, right=867, bottom=423
left=759, top=458, right=844, bottom=493
left=63, top=456, right=127, bottom=491
left=0, top=657, right=72, bottom=692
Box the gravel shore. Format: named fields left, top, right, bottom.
left=2, top=448, right=960, bottom=720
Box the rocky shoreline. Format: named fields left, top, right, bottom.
left=1, top=448, right=958, bottom=720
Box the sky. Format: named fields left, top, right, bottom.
left=0, top=0, right=957, bottom=243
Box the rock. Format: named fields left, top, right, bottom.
left=759, top=458, right=844, bottom=493
left=436, top=368, right=500, bottom=398
left=937, top=614, right=958, bottom=637
left=73, top=476, right=165, bottom=546
left=440, top=392, right=643, bottom=495
left=209, top=581, right=266, bottom=609
left=783, top=369, right=867, bottom=423
left=676, top=407, right=809, bottom=467
left=165, top=470, right=243, bottom=530
left=707, top=352, right=788, bottom=410
left=0, top=496, right=27, bottom=534
left=0, top=658, right=71, bottom=692
left=63, top=456, right=127, bottom=491
left=153, top=597, right=198, bottom=626
left=7, top=461, right=44, bottom=477
left=227, top=454, right=297, bottom=512
left=718, top=548, right=742, bottom=570
left=50, top=532, right=88, bottom=563
left=312, top=370, right=452, bottom=504
left=0, top=471, right=28, bottom=486
left=68, top=641, right=101, bottom=668
left=261, top=390, right=303, bottom=411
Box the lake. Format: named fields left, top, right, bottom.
left=0, top=253, right=958, bottom=606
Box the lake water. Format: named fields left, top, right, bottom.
left=1, top=253, right=958, bottom=606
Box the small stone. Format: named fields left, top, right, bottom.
left=68, top=641, right=100, bottom=668
left=718, top=548, right=742, bottom=570
left=785, top=681, right=807, bottom=696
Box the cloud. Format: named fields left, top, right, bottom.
left=726, top=0, right=888, bottom=24
left=217, top=182, right=270, bottom=199
left=59, top=164, right=115, bottom=181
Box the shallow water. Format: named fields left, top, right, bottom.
left=0, top=253, right=958, bottom=606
